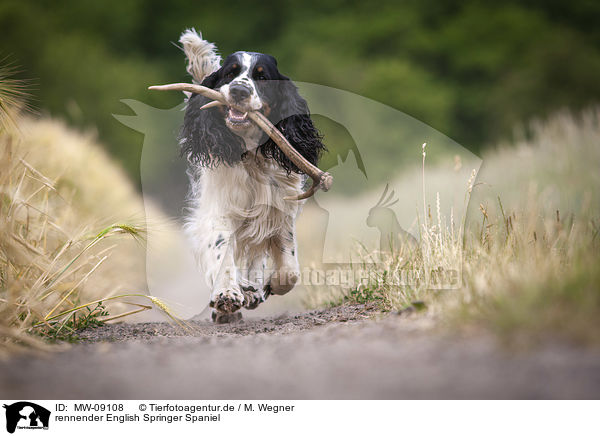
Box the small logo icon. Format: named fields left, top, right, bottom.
left=3, top=402, right=50, bottom=433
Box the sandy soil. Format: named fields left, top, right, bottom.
left=1, top=304, right=599, bottom=399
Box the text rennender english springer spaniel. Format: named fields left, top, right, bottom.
left=178, top=30, right=325, bottom=323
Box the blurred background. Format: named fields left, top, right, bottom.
left=2, top=0, right=600, bottom=184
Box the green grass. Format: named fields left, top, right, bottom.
left=36, top=302, right=108, bottom=343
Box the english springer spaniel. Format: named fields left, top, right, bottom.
left=178, top=30, right=325, bottom=323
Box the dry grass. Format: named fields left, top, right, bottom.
left=0, top=77, right=186, bottom=353
left=0, top=119, right=141, bottom=352
left=0, top=63, right=31, bottom=132
left=308, top=107, right=600, bottom=346
left=453, top=108, right=600, bottom=346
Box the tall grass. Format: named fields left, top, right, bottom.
left=454, top=108, right=600, bottom=346
left=319, top=107, right=600, bottom=345
left=0, top=63, right=30, bottom=133
left=0, top=72, right=182, bottom=353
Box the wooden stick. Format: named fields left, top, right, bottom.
left=149, top=83, right=333, bottom=200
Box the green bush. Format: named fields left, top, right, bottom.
left=1, top=0, right=599, bottom=180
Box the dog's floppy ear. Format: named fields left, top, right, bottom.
left=260, top=76, right=326, bottom=173
left=179, top=68, right=245, bottom=167
left=200, top=69, right=221, bottom=89
left=178, top=29, right=244, bottom=167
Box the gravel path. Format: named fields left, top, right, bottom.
left=1, top=304, right=599, bottom=399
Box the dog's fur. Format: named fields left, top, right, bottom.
left=178, top=30, right=325, bottom=322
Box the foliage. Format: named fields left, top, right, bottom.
left=1, top=0, right=599, bottom=182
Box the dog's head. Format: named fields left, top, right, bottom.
left=180, top=51, right=325, bottom=173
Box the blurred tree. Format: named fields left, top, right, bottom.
left=1, top=0, right=599, bottom=185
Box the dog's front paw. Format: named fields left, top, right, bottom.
left=242, top=286, right=267, bottom=310
left=210, top=287, right=245, bottom=313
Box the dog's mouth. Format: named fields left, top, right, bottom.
left=225, top=107, right=252, bottom=130
left=224, top=104, right=271, bottom=131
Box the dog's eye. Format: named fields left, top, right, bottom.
left=225, top=64, right=239, bottom=80
left=254, top=66, right=267, bottom=81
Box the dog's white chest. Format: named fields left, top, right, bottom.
left=195, top=157, right=303, bottom=246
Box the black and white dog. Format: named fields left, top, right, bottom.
left=178, top=30, right=325, bottom=322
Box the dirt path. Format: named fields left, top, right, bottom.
left=1, top=304, right=599, bottom=399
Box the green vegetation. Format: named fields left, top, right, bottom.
left=1, top=1, right=600, bottom=182
left=37, top=302, right=108, bottom=343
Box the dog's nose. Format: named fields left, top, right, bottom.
left=229, top=83, right=251, bottom=102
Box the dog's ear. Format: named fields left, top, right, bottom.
left=260, top=76, right=326, bottom=173
left=179, top=69, right=245, bottom=167
left=200, top=69, right=221, bottom=89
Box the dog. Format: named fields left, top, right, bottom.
left=178, top=30, right=325, bottom=323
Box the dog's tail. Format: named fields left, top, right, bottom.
left=179, top=28, right=221, bottom=84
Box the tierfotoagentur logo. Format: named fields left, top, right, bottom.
left=115, top=80, right=481, bottom=318
left=3, top=402, right=50, bottom=433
